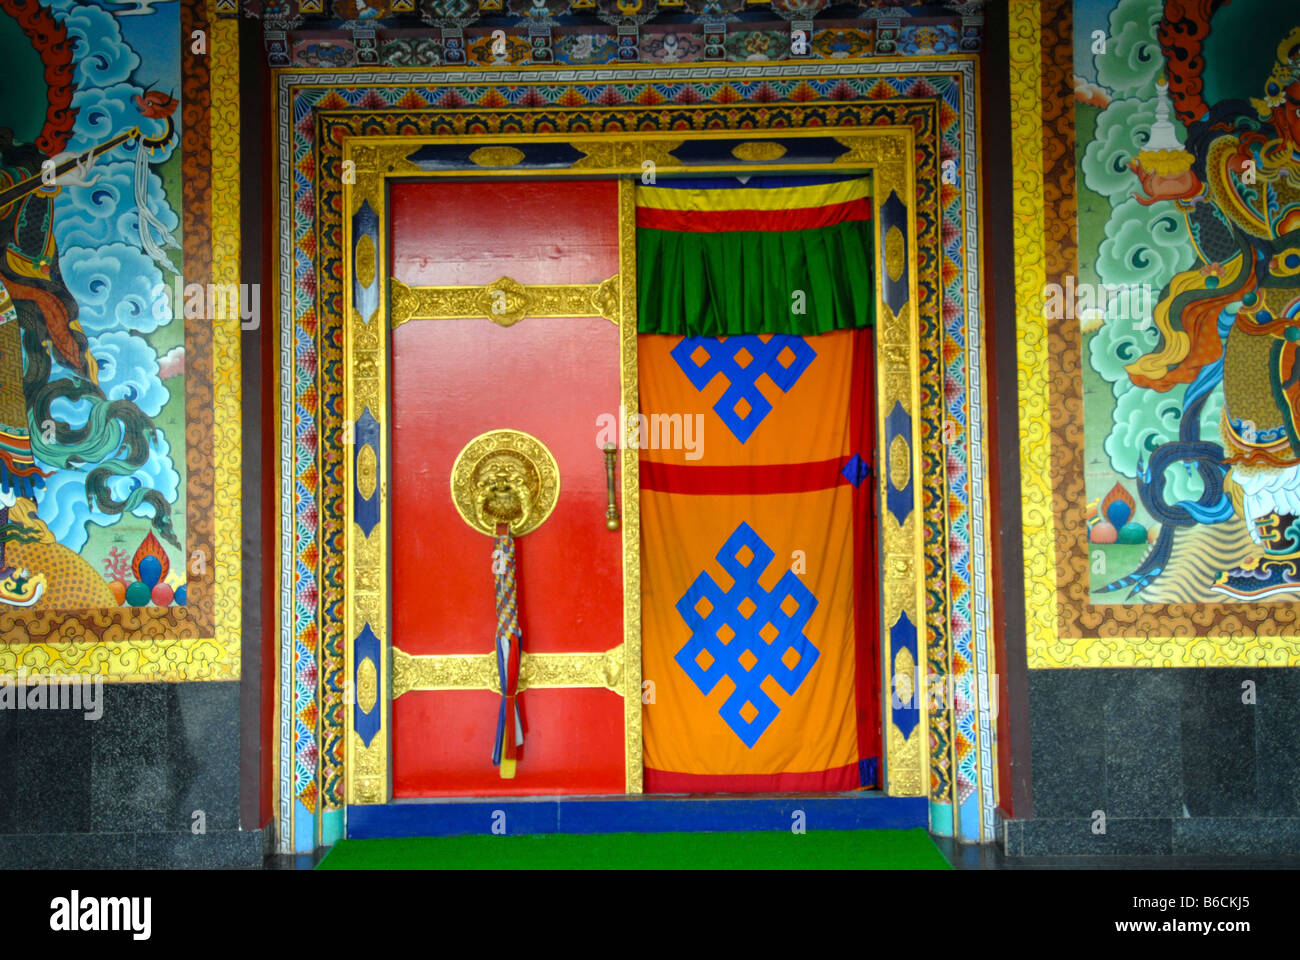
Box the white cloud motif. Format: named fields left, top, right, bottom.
left=54, top=162, right=157, bottom=249
left=85, top=330, right=171, bottom=418
left=58, top=243, right=171, bottom=336
left=50, top=1, right=142, bottom=89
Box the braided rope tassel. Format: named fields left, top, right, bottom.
left=491, top=530, right=524, bottom=777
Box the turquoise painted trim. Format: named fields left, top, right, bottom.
left=322, top=807, right=345, bottom=846
left=929, top=800, right=953, bottom=837
left=294, top=799, right=317, bottom=853
left=958, top=794, right=980, bottom=842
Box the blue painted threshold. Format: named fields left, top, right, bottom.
left=347, top=793, right=927, bottom=839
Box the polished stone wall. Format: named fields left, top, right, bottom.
left=1004, top=668, right=1300, bottom=856
left=0, top=681, right=265, bottom=868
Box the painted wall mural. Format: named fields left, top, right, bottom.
left=0, top=0, right=241, bottom=681
left=0, top=0, right=186, bottom=611
left=1014, top=0, right=1300, bottom=666
left=1076, top=0, right=1300, bottom=605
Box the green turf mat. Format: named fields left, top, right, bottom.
left=316, top=828, right=950, bottom=870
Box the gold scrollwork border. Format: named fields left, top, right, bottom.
left=342, top=129, right=923, bottom=803
left=867, top=130, right=927, bottom=798
left=1010, top=3, right=1058, bottom=670
left=343, top=140, right=391, bottom=806
left=618, top=179, right=643, bottom=795
left=880, top=300, right=927, bottom=797
left=391, top=644, right=626, bottom=698
left=390, top=276, right=620, bottom=328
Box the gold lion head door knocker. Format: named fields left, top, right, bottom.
left=450, top=430, right=559, bottom=779
left=474, top=450, right=536, bottom=535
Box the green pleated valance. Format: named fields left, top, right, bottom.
left=635, top=176, right=875, bottom=337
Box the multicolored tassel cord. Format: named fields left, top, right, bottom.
left=491, top=526, right=524, bottom=778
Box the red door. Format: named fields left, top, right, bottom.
left=389, top=180, right=626, bottom=797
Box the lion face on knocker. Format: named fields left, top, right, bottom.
left=473, top=452, right=534, bottom=533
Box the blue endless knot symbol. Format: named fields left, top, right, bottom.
left=674, top=522, right=820, bottom=747
left=670, top=335, right=816, bottom=443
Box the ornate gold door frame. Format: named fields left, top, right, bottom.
left=341, top=129, right=926, bottom=804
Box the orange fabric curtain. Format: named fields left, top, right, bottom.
left=639, top=328, right=880, bottom=791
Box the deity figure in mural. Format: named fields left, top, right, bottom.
left=0, top=19, right=181, bottom=610
left=1108, top=24, right=1300, bottom=601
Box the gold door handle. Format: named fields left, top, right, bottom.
left=603, top=443, right=620, bottom=531
left=450, top=429, right=560, bottom=537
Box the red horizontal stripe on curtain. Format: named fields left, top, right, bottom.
left=640, top=457, right=851, bottom=495
left=636, top=197, right=873, bottom=233
left=644, top=762, right=863, bottom=793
